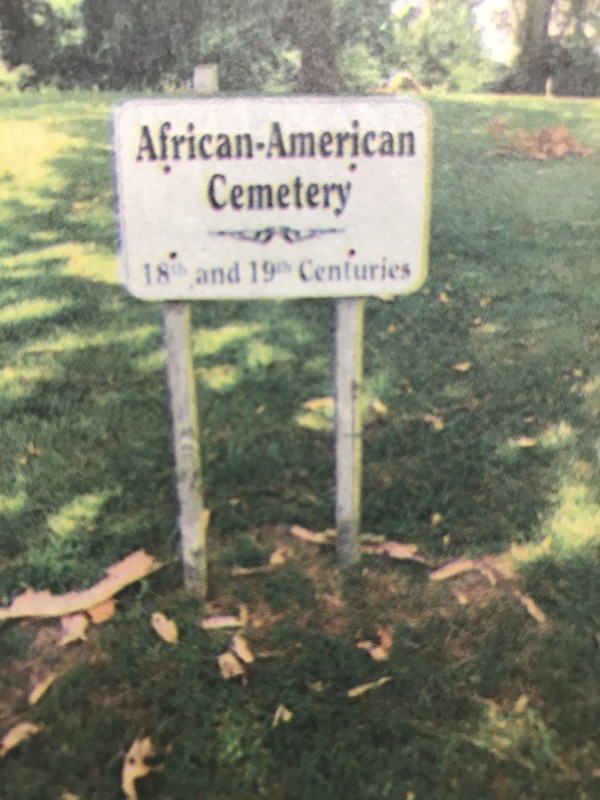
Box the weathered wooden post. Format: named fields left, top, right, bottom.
left=296, top=2, right=363, bottom=565
left=160, top=65, right=218, bottom=597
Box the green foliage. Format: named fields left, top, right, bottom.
left=391, top=0, right=492, bottom=90
left=338, top=43, right=382, bottom=92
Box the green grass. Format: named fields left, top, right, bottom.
left=1, top=89, right=600, bottom=799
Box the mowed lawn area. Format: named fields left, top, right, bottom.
left=0, top=90, right=599, bottom=800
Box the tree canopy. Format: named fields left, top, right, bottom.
left=0, top=0, right=598, bottom=95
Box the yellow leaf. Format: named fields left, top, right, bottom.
left=456, top=591, right=469, bottom=606
left=59, top=613, right=89, bottom=646
left=512, top=436, right=537, bottom=448
left=514, top=591, right=547, bottom=625
left=371, top=398, right=388, bottom=416
left=378, top=293, right=395, bottom=302
left=429, top=559, right=475, bottom=581
left=271, top=703, right=293, bottom=728
left=386, top=323, right=397, bottom=334
left=514, top=694, right=529, bottom=714
left=269, top=546, right=289, bottom=567
left=472, top=317, right=482, bottom=326
left=302, top=396, right=333, bottom=412
left=230, top=634, right=254, bottom=664
left=87, top=598, right=116, bottom=624
left=255, top=404, right=265, bottom=415
left=0, top=721, right=43, bottom=757
left=453, top=362, right=472, bottom=373
left=151, top=612, right=178, bottom=644
left=431, top=512, right=443, bottom=527
left=218, top=651, right=246, bottom=681
left=61, top=793, right=81, bottom=800
left=438, top=291, right=450, bottom=304
left=347, top=676, right=392, bottom=698
left=375, top=624, right=393, bottom=654
left=423, top=413, right=444, bottom=431
left=121, top=737, right=157, bottom=800
left=28, top=673, right=58, bottom=705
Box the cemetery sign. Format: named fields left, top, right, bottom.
left=112, top=95, right=431, bottom=300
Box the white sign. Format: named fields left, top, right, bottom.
left=112, top=96, right=431, bottom=300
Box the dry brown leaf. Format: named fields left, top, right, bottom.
left=61, top=793, right=81, bottom=800
left=151, top=612, right=178, bottom=644
left=375, top=624, right=393, bottom=654
left=512, top=436, right=537, bottom=448
left=514, top=694, right=529, bottom=714
left=28, top=673, right=58, bottom=705
left=269, top=546, right=289, bottom=566
left=200, top=605, right=247, bottom=629
left=429, top=559, right=476, bottom=581
left=87, top=598, right=116, bottom=624
left=438, top=291, right=450, bottom=304
left=453, top=362, right=472, bottom=373
left=271, top=704, right=293, bottom=728
left=122, top=737, right=158, bottom=800
left=59, top=613, right=89, bottom=646
left=0, top=550, right=163, bottom=622
left=423, top=413, right=445, bottom=431
left=289, top=525, right=329, bottom=545
left=371, top=398, right=389, bottom=416
left=347, top=676, right=392, bottom=698
left=356, top=640, right=389, bottom=661
left=514, top=590, right=547, bottom=625
left=0, top=721, right=44, bottom=757
left=218, top=651, right=246, bottom=681
left=230, top=634, right=254, bottom=664
left=592, top=767, right=600, bottom=778
left=231, top=565, right=274, bottom=577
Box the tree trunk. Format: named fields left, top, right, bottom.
left=295, top=0, right=339, bottom=93
left=516, top=0, right=554, bottom=92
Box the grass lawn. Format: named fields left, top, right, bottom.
left=0, top=89, right=599, bottom=799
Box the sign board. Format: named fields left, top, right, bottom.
left=112, top=96, right=431, bottom=300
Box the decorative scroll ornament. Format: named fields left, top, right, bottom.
left=210, top=226, right=345, bottom=245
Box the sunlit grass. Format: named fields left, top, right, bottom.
left=192, top=322, right=262, bottom=356
left=47, top=491, right=113, bottom=538
left=0, top=297, right=73, bottom=325
left=0, top=363, right=63, bottom=398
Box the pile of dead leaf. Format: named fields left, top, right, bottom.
left=487, top=119, right=592, bottom=161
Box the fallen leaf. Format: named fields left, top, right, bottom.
left=230, top=634, right=254, bottom=664
left=87, top=598, right=116, bottom=624
left=431, top=512, right=443, bottom=527
left=512, top=436, right=537, bottom=448
left=302, top=396, right=333, bottom=412
left=0, top=550, right=163, bottom=622
left=514, top=694, right=529, bottom=713
left=472, top=317, right=482, bottom=326
left=59, top=613, right=89, bottom=646
left=423, top=413, right=444, bottom=431
left=455, top=591, right=469, bottom=606
left=0, top=721, right=43, bottom=757
left=289, top=524, right=329, bottom=545
left=28, top=673, right=58, bottom=705
left=61, top=793, right=81, bottom=800
left=271, top=703, right=293, bottom=728
left=269, top=546, right=289, bottom=566
left=309, top=680, right=324, bottom=693
left=218, top=651, right=246, bottom=681
left=231, top=565, right=274, bottom=576
left=514, top=590, right=547, bottom=625
left=446, top=253, right=457, bottom=261
left=375, top=624, right=393, bottom=653
left=386, top=323, right=397, bottom=334
left=429, top=559, right=475, bottom=581
left=122, top=737, right=158, bottom=800
left=438, top=291, right=450, bottom=304
left=200, top=605, right=247, bottom=629
left=151, top=612, right=178, bottom=644
left=378, top=293, right=395, bottom=302
left=347, top=676, right=392, bottom=698
left=255, top=404, right=265, bottom=415
left=592, top=767, right=600, bottom=778
left=26, top=442, right=40, bottom=457
left=453, top=362, right=472, bottom=373
left=479, top=297, right=492, bottom=308
left=371, top=398, right=389, bottom=416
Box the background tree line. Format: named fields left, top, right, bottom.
left=0, top=0, right=598, bottom=95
